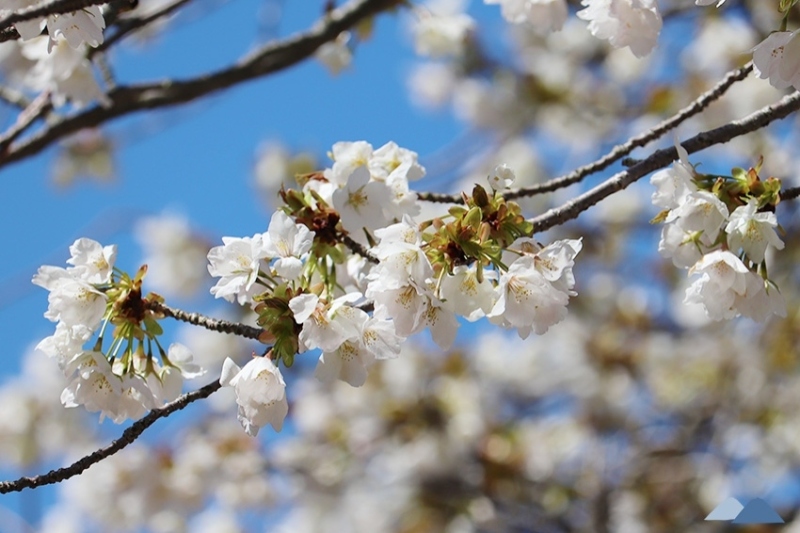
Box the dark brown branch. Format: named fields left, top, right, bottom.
left=0, top=0, right=401, bottom=172
left=530, top=91, right=800, bottom=233
left=782, top=185, right=800, bottom=202
left=417, top=62, right=754, bottom=205
left=340, top=233, right=378, bottom=263
left=148, top=300, right=264, bottom=340
left=0, top=379, right=221, bottom=494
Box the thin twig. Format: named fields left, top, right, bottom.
left=0, top=90, right=52, bottom=153
left=0, top=379, right=221, bottom=494
left=417, top=62, right=755, bottom=205
left=94, top=0, right=193, bottom=53
left=148, top=300, right=264, bottom=340
left=529, top=91, right=800, bottom=233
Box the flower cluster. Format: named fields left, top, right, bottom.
left=651, top=145, right=786, bottom=322
left=33, top=238, right=205, bottom=422
left=203, top=141, right=583, bottom=435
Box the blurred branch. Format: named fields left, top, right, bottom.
left=417, top=62, right=755, bottom=205
left=530, top=91, right=800, bottom=233
left=94, top=0, right=193, bottom=53
left=782, top=185, right=800, bottom=201
left=0, top=85, right=31, bottom=108
left=0, top=90, right=52, bottom=153
left=0, top=378, right=221, bottom=494
left=0, top=0, right=402, bottom=172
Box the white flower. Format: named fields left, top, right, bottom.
left=650, top=159, right=696, bottom=210
left=667, top=190, right=729, bottom=242
left=21, top=36, right=109, bottom=108
left=752, top=31, right=800, bottom=90
left=532, top=238, right=583, bottom=294
left=485, top=0, right=568, bottom=33
left=413, top=12, right=474, bottom=57
left=165, top=343, right=206, bottom=379
left=367, top=283, right=428, bottom=337
left=207, top=234, right=269, bottom=305
left=488, top=163, right=516, bottom=191
left=440, top=265, right=497, bottom=321
left=577, top=0, right=662, bottom=58
left=360, top=317, right=404, bottom=360
left=370, top=217, right=433, bottom=287
left=735, top=274, right=786, bottom=322
left=314, top=316, right=402, bottom=387
left=315, top=339, right=376, bottom=387
left=36, top=322, right=93, bottom=365
left=8, top=0, right=105, bottom=50
left=61, top=351, right=155, bottom=423
left=684, top=250, right=750, bottom=320
left=290, top=293, right=364, bottom=353
left=316, top=32, right=352, bottom=76
left=32, top=266, right=107, bottom=329
left=48, top=7, right=105, bottom=51
left=724, top=201, right=784, bottom=264
left=369, top=141, right=425, bottom=182
left=332, top=166, right=391, bottom=235
left=416, top=293, right=460, bottom=349
left=695, top=0, right=725, bottom=6
left=489, top=256, right=571, bottom=335
left=263, top=211, right=314, bottom=279
left=66, top=238, right=116, bottom=284
left=658, top=223, right=705, bottom=268
left=326, top=141, right=373, bottom=186
left=220, top=356, right=289, bottom=436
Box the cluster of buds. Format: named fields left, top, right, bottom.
left=651, top=144, right=786, bottom=321
left=33, top=239, right=205, bottom=423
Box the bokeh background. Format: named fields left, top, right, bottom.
left=2, top=0, right=800, bottom=531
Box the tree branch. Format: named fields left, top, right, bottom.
left=94, top=0, right=193, bottom=54
left=417, top=62, right=754, bottom=205
left=0, top=0, right=402, bottom=172
left=148, top=300, right=265, bottom=340
left=530, top=91, right=800, bottom=233
left=0, top=378, right=221, bottom=494
left=782, top=185, right=800, bottom=202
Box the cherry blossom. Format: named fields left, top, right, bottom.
left=263, top=211, right=314, bottom=280
left=413, top=11, right=475, bottom=57
left=66, top=238, right=117, bottom=284
left=485, top=0, right=569, bottom=33
left=489, top=256, right=572, bottom=336
left=752, top=31, right=800, bottom=90
left=220, top=356, right=289, bottom=436
left=684, top=250, right=750, bottom=320
left=577, top=0, right=662, bottom=58
left=332, top=166, right=391, bottom=235
left=488, top=163, right=516, bottom=191
left=207, top=234, right=269, bottom=305
left=724, top=201, right=784, bottom=264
